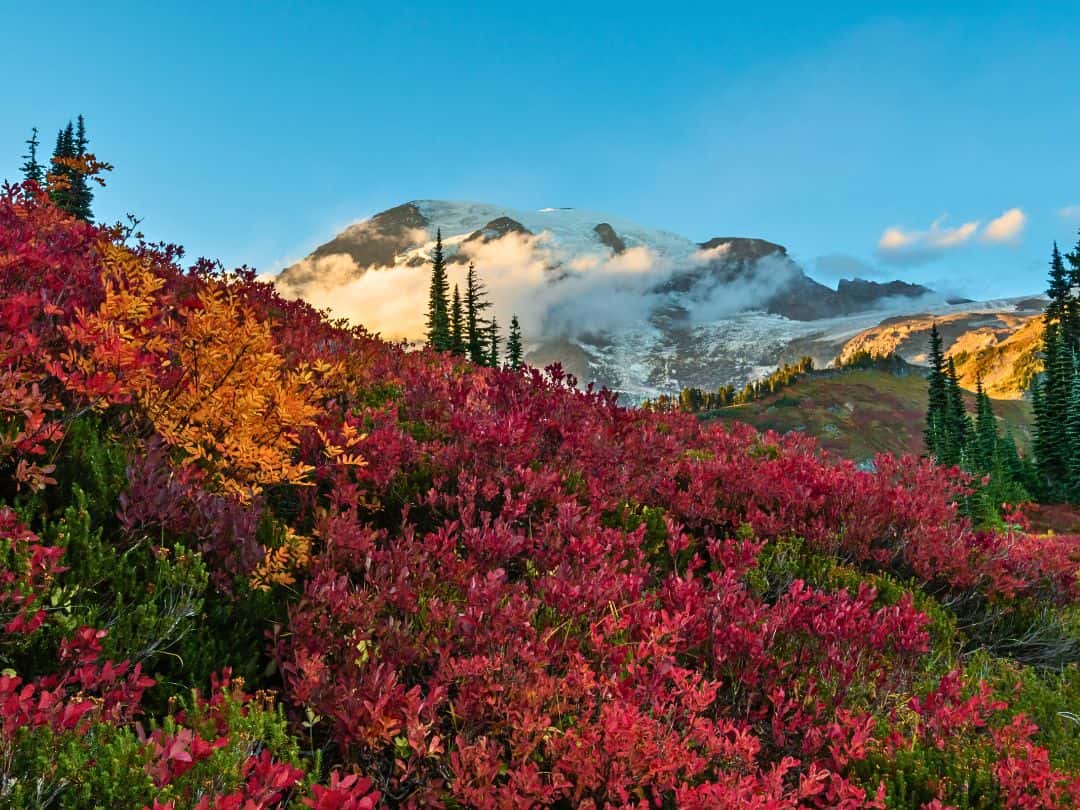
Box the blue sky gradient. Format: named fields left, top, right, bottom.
left=2, top=1, right=1079, bottom=297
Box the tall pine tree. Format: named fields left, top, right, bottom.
left=1068, top=373, right=1080, bottom=499
left=465, top=262, right=491, bottom=364
left=943, top=357, right=972, bottom=467
left=425, top=229, right=451, bottom=350
left=974, top=376, right=998, bottom=472
left=48, top=122, right=77, bottom=216
left=506, top=314, right=523, bottom=369
left=71, top=115, right=94, bottom=221
left=925, top=323, right=949, bottom=458
left=450, top=284, right=465, bottom=355
left=1030, top=238, right=1080, bottom=501
left=487, top=317, right=500, bottom=368
left=20, top=127, right=44, bottom=184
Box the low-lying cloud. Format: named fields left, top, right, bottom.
left=877, top=208, right=1026, bottom=265
left=275, top=230, right=819, bottom=344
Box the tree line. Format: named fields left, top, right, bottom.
left=924, top=231, right=1080, bottom=510
left=425, top=229, right=523, bottom=368
left=1031, top=238, right=1080, bottom=501
left=645, top=357, right=814, bottom=413
left=923, top=323, right=1030, bottom=520
left=18, top=115, right=110, bottom=222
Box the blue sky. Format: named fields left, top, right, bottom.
left=2, top=1, right=1079, bottom=298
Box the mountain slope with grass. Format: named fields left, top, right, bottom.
left=706, top=368, right=1034, bottom=462
left=836, top=304, right=1046, bottom=399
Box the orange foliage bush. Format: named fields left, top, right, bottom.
left=58, top=242, right=322, bottom=500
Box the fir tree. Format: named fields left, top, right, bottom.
left=925, top=323, right=949, bottom=458
left=425, top=229, right=451, bottom=351
left=71, top=114, right=94, bottom=221
left=48, top=121, right=76, bottom=216
left=1068, top=373, right=1080, bottom=499
left=20, top=127, right=44, bottom=184
left=943, top=357, right=971, bottom=467
left=506, top=314, right=523, bottom=369
left=1030, top=237, right=1080, bottom=500
left=1034, top=322, right=1071, bottom=493
left=465, top=262, right=491, bottom=364
left=487, top=317, right=500, bottom=368
left=450, top=284, right=465, bottom=355
left=1066, top=234, right=1080, bottom=355
left=1046, top=243, right=1071, bottom=325
left=974, top=376, right=998, bottom=472
left=1000, top=430, right=1029, bottom=492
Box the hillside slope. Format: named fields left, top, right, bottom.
left=707, top=369, right=1033, bottom=461
left=836, top=304, right=1046, bottom=399
left=4, top=183, right=1080, bottom=807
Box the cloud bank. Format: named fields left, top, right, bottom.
left=275, top=230, right=818, bottom=344
left=877, top=208, right=1025, bottom=265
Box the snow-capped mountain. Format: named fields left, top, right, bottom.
left=276, top=200, right=956, bottom=400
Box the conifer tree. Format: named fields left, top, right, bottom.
left=20, top=127, right=44, bottom=184
left=943, top=358, right=971, bottom=467
left=71, top=115, right=94, bottom=221
left=506, top=314, right=523, bottom=369
left=1034, top=321, right=1070, bottom=493
left=465, top=262, right=491, bottom=364
left=450, top=284, right=465, bottom=355
left=487, top=317, right=500, bottom=368
left=1068, top=373, right=1080, bottom=499
left=974, top=376, right=998, bottom=472
left=1000, top=429, right=1029, bottom=491
left=1046, top=242, right=1071, bottom=325
left=425, top=229, right=451, bottom=350
left=1030, top=239, right=1080, bottom=500
left=925, top=323, right=949, bottom=458
left=48, top=122, right=76, bottom=215
left=1066, top=237, right=1080, bottom=351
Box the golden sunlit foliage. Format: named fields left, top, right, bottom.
left=60, top=243, right=322, bottom=499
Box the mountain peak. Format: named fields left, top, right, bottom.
left=697, top=237, right=788, bottom=261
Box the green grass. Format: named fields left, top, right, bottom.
left=707, top=369, right=1033, bottom=462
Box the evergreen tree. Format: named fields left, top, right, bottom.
left=425, top=229, right=451, bottom=351
left=450, top=285, right=465, bottom=356
left=925, top=323, right=949, bottom=458
left=506, top=314, right=523, bottom=369
left=943, top=357, right=971, bottom=467
left=48, top=122, right=77, bottom=216
left=487, top=317, right=500, bottom=368
left=1068, top=373, right=1080, bottom=499
left=20, top=127, right=44, bottom=184
left=1030, top=238, right=1080, bottom=501
left=71, top=114, right=94, bottom=221
left=1066, top=234, right=1080, bottom=357
left=1034, top=322, right=1071, bottom=493
left=465, top=262, right=491, bottom=364
left=1046, top=242, right=1072, bottom=324
left=1000, top=430, right=1029, bottom=493
left=974, top=376, right=998, bottom=472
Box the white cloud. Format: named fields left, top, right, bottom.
left=981, top=208, right=1026, bottom=244
left=1059, top=205, right=1080, bottom=222
left=275, top=227, right=803, bottom=344
left=877, top=215, right=980, bottom=265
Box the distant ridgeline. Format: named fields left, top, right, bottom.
left=647, top=352, right=911, bottom=414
